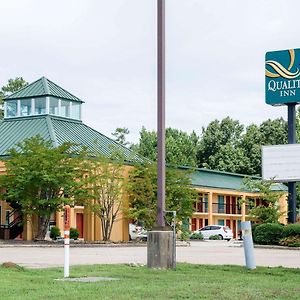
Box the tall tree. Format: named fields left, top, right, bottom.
left=134, top=127, right=199, bottom=167
left=197, top=117, right=244, bottom=171
left=111, top=127, right=130, bottom=147
left=0, top=136, right=86, bottom=240
left=0, top=77, right=28, bottom=119
left=127, top=163, right=196, bottom=232
left=80, top=151, right=128, bottom=241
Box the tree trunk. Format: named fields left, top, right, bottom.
left=35, top=215, right=50, bottom=240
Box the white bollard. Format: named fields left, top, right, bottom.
left=64, top=230, right=70, bottom=278
left=241, top=221, right=256, bottom=269
left=64, top=205, right=71, bottom=278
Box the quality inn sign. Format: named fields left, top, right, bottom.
left=265, top=48, right=300, bottom=105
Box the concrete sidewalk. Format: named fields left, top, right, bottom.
left=0, top=240, right=299, bottom=269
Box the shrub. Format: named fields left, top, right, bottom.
left=279, top=236, right=300, bottom=247
left=253, top=223, right=283, bottom=245
left=190, top=232, right=204, bottom=240
left=209, top=234, right=221, bottom=240
left=180, top=230, right=191, bottom=241
left=282, top=224, right=300, bottom=238
left=50, top=226, right=61, bottom=240
left=70, top=227, right=80, bottom=240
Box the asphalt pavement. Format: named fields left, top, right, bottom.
left=0, top=240, right=299, bottom=269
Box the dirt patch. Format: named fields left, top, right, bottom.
left=1, top=262, right=24, bottom=270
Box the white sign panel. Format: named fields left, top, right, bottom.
left=262, top=144, right=300, bottom=182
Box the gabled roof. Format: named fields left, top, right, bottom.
left=0, top=115, right=142, bottom=162
left=4, top=77, right=84, bottom=103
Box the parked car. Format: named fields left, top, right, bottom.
left=129, top=224, right=147, bottom=241
left=193, top=225, right=233, bottom=241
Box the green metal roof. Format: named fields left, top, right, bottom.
left=0, top=115, right=142, bottom=162
left=4, top=77, right=84, bottom=103
left=188, top=168, right=288, bottom=192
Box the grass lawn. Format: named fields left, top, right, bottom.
left=1, top=263, right=300, bottom=300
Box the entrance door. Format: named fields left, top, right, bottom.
left=76, top=213, right=84, bottom=238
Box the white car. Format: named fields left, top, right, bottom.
left=194, top=225, right=233, bottom=241
left=129, top=224, right=147, bottom=241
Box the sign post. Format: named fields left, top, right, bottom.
left=265, top=48, right=300, bottom=223
left=64, top=205, right=71, bottom=278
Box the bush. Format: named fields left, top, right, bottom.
left=180, top=230, right=191, bottom=241
left=70, top=227, right=80, bottom=240
left=50, top=226, right=61, bottom=240
left=279, top=236, right=300, bottom=247
left=209, top=234, right=221, bottom=240
left=253, top=223, right=283, bottom=245
left=282, top=224, right=300, bottom=238
left=190, top=232, right=204, bottom=240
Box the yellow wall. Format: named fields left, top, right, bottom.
left=0, top=159, right=288, bottom=241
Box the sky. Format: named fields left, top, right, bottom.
left=0, top=0, right=299, bottom=144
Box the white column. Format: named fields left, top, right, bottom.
left=17, top=100, right=21, bottom=117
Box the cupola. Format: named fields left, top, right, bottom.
left=3, top=77, right=84, bottom=120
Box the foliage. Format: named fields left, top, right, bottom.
left=279, top=236, right=300, bottom=247
left=132, top=127, right=199, bottom=167
left=127, top=163, right=197, bottom=231
left=189, top=232, right=203, bottom=240
left=70, top=227, right=79, bottom=240
left=242, top=178, right=285, bottom=224
left=79, top=150, right=128, bottom=241
left=111, top=127, right=130, bottom=147
left=253, top=223, right=283, bottom=245
left=197, top=117, right=245, bottom=171
left=0, top=77, right=28, bottom=119
left=209, top=234, right=222, bottom=240
left=282, top=224, right=300, bottom=238
left=179, top=230, right=191, bottom=241
left=0, top=136, right=87, bottom=240
left=132, top=116, right=288, bottom=177
left=50, top=226, right=61, bottom=240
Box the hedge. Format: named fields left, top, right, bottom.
left=253, top=223, right=283, bottom=245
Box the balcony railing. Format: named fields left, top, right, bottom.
left=212, top=203, right=242, bottom=214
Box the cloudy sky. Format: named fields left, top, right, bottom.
left=0, top=0, right=298, bottom=143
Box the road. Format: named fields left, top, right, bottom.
left=0, top=241, right=299, bottom=269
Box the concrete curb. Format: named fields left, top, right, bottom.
left=0, top=240, right=190, bottom=248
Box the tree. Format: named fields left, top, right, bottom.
left=80, top=151, right=128, bottom=241
left=133, top=127, right=199, bottom=167
left=197, top=117, right=244, bottom=171
left=0, top=77, right=28, bottom=119
left=0, top=136, right=86, bottom=240
left=242, top=178, right=286, bottom=224
left=126, top=163, right=196, bottom=232
left=111, top=127, right=130, bottom=147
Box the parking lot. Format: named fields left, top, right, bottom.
left=0, top=240, right=299, bottom=269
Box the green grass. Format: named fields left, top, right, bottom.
left=1, top=263, right=300, bottom=299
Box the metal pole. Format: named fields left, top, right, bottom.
left=287, top=103, right=297, bottom=223
left=157, top=0, right=166, bottom=228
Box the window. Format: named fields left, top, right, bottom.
left=217, top=219, right=224, bottom=226
left=61, top=100, right=70, bottom=118
left=35, top=97, right=46, bottom=114
left=71, top=102, right=81, bottom=119
left=20, top=99, right=32, bottom=116
left=49, top=97, right=59, bottom=115
left=6, top=100, right=18, bottom=117
left=197, top=193, right=208, bottom=213
left=218, top=195, right=225, bottom=213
